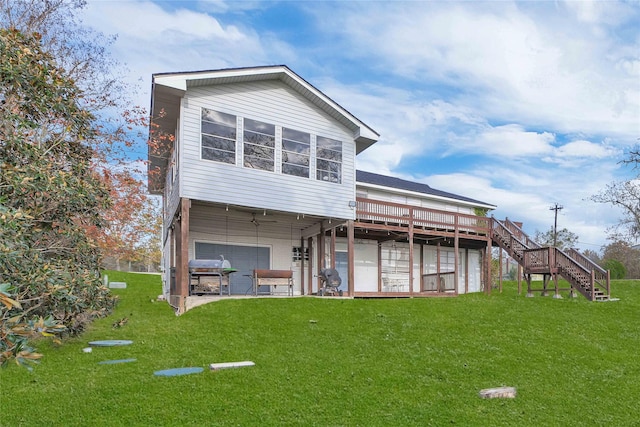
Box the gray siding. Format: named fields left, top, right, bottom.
left=178, top=80, right=357, bottom=219
left=188, top=204, right=304, bottom=293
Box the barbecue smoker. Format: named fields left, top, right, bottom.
left=318, top=268, right=343, bottom=296
left=188, top=257, right=236, bottom=296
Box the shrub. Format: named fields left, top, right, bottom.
left=603, top=259, right=626, bottom=279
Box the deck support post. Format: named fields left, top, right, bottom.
left=498, top=248, right=503, bottom=293
left=300, top=237, right=305, bottom=295
left=421, top=245, right=425, bottom=293
left=453, top=216, right=459, bottom=294
left=330, top=228, right=336, bottom=269
left=464, top=248, right=469, bottom=294
left=318, top=225, right=325, bottom=292
left=485, top=242, right=492, bottom=295
left=347, top=220, right=355, bottom=296
left=377, top=242, right=382, bottom=293
left=526, top=273, right=534, bottom=297
left=436, top=242, right=442, bottom=292
left=553, top=273, right=562, bottom=299
left=174, top=198, right=190, bottom=313
left=408, top=208, right=414, bottom=295
left=541, top=274, right=550, bottom=297
left=307, top=237, right=313, bottom=295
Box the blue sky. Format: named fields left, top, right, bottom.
left=82, top=0, right=640, bottom=251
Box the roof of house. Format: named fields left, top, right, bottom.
left=152, top=65, right=379, bottom=151
left=356, top=170, right=496, bottom=210
left=149, top=65, right=380, bottom=194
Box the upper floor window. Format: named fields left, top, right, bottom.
left=201, top=108, right=236, bottom=164
left=282, top=128, right=310, bottom=178
left=243, top=118, right=275, bottom=171
left=316, top=136, right=342, bottom=183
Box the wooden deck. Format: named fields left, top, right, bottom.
left=354, top=197, right=490, bottom=241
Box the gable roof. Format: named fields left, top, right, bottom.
left=356, top=170, right=496, bottom=210
left=149, top=65, right=380, bottom=194
left=152, top=65, right=379, bottom=151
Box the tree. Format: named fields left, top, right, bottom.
left=0, top=28, right=116, bottom=367
left=2, top=1, right=163, bottom=271
left=601, top=240, right=640, bottom=279
left=582, top=249, right=602, bottom=265
left=592, top=145, right=640, bottom=241
left=534, top=227, right=579, bottom=251
left=86, top=171, right=162, bottom=272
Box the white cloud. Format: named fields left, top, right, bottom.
left=318, top=1, right=640, bottom=139
left=562, top=0, right=633, bottom=25
left=85, top=1, right=245, bottom=42
left=473, top=125, right=555, bottom=157
left=555, top=140, right=618, bottom=158
left=77, top=0, right=638, bottom=251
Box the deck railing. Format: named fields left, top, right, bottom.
left=522, top=247, right=555, bottom=273
left=422, top=272, right=456, bottom=292
left=355, top=198, right=490, bottom=235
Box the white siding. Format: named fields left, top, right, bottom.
left=335, top=239, right=379, bottom=292
left=358, top=187, right=475, bottom=214
left=179, top=80, right=357, bottom=220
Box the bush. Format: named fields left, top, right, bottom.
left=603, top=259, right=627, bottom=279
left=0, top=28, right=117, bottom=367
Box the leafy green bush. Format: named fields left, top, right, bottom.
left=0, top=28, right=117, bottom=367
left=603, top=259, right=626, bottom=279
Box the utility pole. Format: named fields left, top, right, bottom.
left=549, top=203, right=563, bottom=247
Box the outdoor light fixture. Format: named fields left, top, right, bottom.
left=348, top=200, right=357, bottom=208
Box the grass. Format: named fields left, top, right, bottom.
left=1, top=272, right=639, bottom=426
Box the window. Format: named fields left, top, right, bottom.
left=282, top=128, right=310, bottom=178
left=292, top=246, right=309, bottom=262
left=316, top=136, right=342, bottom=183
left=244, top=118, right=275, bottom=171
left=201, top=108, right=236, bottom=164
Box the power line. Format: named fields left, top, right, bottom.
left=550, top=203, right=563, bottom=247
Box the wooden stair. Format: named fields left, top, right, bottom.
left=490, top=218, right=610, bottom=301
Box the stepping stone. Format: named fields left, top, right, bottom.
left=88, top=340, right=133, bottom=347
left=154, top=367, right=204, bottom=377
left=209, top=361, right=255, bottom=371
left=108, top=282, right=127, bottom=289
left=479, top=386, right=517, bottom=399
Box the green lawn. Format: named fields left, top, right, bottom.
left=1, top=272, right=639, bottom=426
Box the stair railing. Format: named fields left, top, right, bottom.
left=566, top=248, right=610, bottom=298
left=503, top=218, right=541, bottom=249
left=491, top=218, right=530, bottom=260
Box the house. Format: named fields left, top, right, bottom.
left=149, top=65, right=506, bottom=313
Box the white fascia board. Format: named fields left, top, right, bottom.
left=153, top=66, right=379, bottom=146
left=153, top=75, right=187, bottom=91
left=356, top=182, right=497, bottom=210
left=279, top=68, right=380, bottom=142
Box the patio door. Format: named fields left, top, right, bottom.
left=195, top=242, right=270, bottom=295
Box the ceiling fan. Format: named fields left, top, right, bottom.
left=250, top=212, right=277, bottom=227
